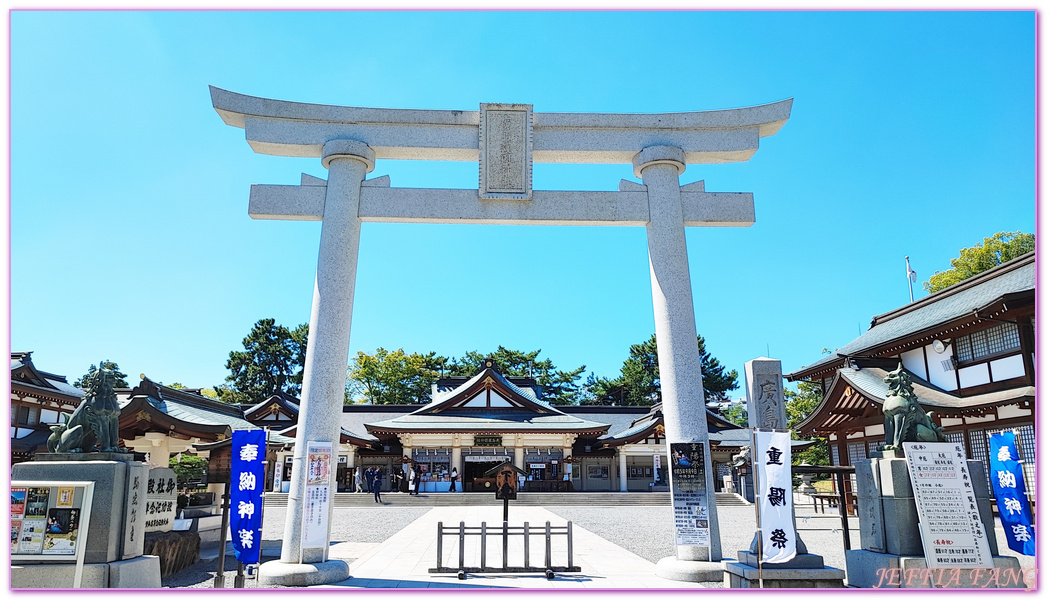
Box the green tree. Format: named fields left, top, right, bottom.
left=347, top=348, right=445, bottom=405
left=785, top=380, right=828, bottom=465
left=582, top=334, right=739, bottom=406
left=75, top=360, right=129, bottom=390
left=721, top=402, right=748, bottom=427
left=170, top=454, right=208, bottom=487
left=924, top=231, right=1035, bottom=293
left=446, top=347, right=586, bottom=406
left=224, top=318, right=308, bottom=404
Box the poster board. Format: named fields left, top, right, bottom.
left=302, top=441, right=333, bottom=552
left=903, top=441, right=994, bottom=569
left=668, top=442, right=710, bottom=548
left=11, top=481, right=95, bottom=588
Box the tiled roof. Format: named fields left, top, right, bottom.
left=790, top=254, right=1034, bottom=377
left=425, top=368, right=552, bottom=411
left=839, top=367, right=1034, bottom=411
left=367, top=409, right=609, bottom=433
left=119, top=378, right=255, bottom=431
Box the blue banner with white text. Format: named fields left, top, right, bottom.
left=988, top=431, right=1034, bottom=556
left=230, top=429, right=266, bottom=564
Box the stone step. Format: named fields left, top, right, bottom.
left=262, top=491, right=751, bottom=508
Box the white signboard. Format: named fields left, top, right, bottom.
left=302, top=441, right=333, bottom=549
left=273, top=461, right=283, bottom=492
left=903, top=442, right=994, bottom=569
left=753, top=429, right=796, bottom=563
left=145, top=467, right=177, bottom=533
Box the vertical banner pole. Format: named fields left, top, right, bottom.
left=751, top=428, right=763, bottom=588
left=214, top=481, right=229, bottom=588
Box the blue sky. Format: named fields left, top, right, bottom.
left=9, top=11, right=1036, bottom=398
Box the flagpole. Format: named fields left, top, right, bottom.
left=905, top=256, right=915, bottom=303
left=751, top=428, right=764, bottom=589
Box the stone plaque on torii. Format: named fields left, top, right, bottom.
left=211, top=87, right=791, bottom=585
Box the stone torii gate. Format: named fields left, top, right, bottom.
left=211, top=87, right=791, bottom=585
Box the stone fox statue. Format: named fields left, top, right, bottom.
left=47, top=362, right=124, bottom=453
left=881, top=365, right=945, bottom=453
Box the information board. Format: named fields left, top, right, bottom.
left=145, top=467, right=177, bottom=533
left=903, top=441, right=994, bottom=569
left=302, top=441, right=333, bottom=550
left=11, top=481, right=95, bottom=588
left=669, top=442, right=710, bottom=547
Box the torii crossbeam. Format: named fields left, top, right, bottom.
left=211, top=86, right=791, bottom=585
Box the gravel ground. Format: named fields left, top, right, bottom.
left=548, top=503, right=858, bottom=569
left=549, top=501, right=1036, bottom=578
left=161, top=506, right=433, bottom=589
left=162, top=500, right=1035, bottom=589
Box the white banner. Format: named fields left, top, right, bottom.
left=754, top=429, right=796, bottom=563
left=303, top=441, right=333, bottom=549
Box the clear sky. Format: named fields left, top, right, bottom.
left=9, top=10, right=1036, bottom=398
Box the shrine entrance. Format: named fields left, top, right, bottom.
left=211, top=86, right=792, bottom=584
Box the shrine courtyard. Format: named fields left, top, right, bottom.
left=162, top=497, right=1033, bottom=589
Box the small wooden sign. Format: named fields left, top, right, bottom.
left=495, top=468, right=517, bottom=500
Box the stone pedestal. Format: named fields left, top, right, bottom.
left=723, top=550, right=845, bottom=588
left=845, top=551, right=1025, bottom=588
left=846, top=458, right=1015, bottom=588
left=12, top=457, right=159, bottom=588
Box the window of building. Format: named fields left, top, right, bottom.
left=954, top=322, right=1021, bottom=364
left=15, top=405, right=38, bottom=427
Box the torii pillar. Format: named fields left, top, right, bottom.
left=211, top=87, right=791, bottom=585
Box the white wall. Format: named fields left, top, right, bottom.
left=958, top=363, right=990, bottom=388
left=900, top=348, right=927, bottom=380
left=925, top=345, right=958, bottom=391
left=990, top=354, right=1025, bottom=381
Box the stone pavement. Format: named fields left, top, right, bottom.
left=313, top=505, right=711, bottom=589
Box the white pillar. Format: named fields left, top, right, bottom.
left=275, top=140, right=374, bottom=569
left=618, top=451, right=629, bottom=492
left=636, top=145, right=722, bottom=562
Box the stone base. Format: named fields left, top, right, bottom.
left=654, top=556, right=724, bottom=583
left=33, top=451, right=143, bottom=462
left=258, top=559, right=351, bottom=586
left=11, top=555, right=160, bottom=588
left=737, top=550, right=826, bottom=569
left=845, top=549, right=1026, bottom=588
left=723, top=559, right=845, bottom=588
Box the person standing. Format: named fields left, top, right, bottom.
left=407, top=465, right=418, bottom=496
left=354, top=466, right=363, bottom=493
left=449, top=467, right=458, bottom=492
left=372, top=468, right=384, bottom=503
left=365, top=466, right=375, bottom=494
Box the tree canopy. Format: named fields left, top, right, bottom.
left=222, top=318, right=308, bottom=404
left=346, top=348, right=443, bottom=405
left=581, top=334, right=739, bottom=406
left=75, top=360, right=129, bottom=390
left=924, top=231, right=1034, bottom=293
left=785, top=380, right=828, bottom=465
left=343, top=346, right=585, bottom=406
left=170, top=454, right=208, bottom=487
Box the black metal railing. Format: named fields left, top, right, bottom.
left=429, top=520, right=580, bottom=579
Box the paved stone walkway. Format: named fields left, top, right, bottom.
left=314, top=505, right=710, bottom=589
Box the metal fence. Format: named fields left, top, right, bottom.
left=429, top=520, right=580, bottom=579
